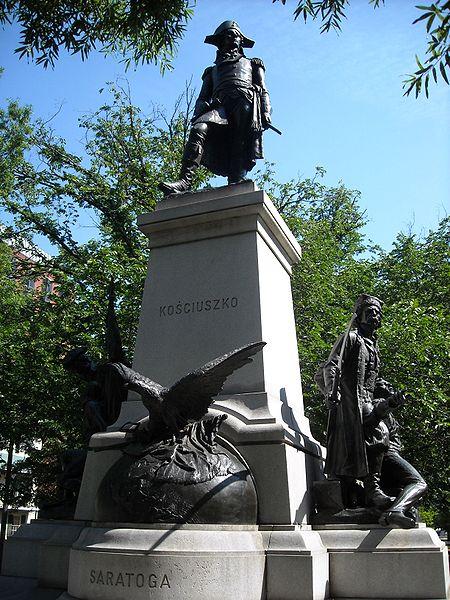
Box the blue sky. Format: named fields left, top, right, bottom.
left=1, top=0, right=449, bottom=251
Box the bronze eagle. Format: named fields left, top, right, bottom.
left=110, top=341, right=265, bottom=441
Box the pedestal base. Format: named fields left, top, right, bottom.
left=4, top=521, right=448, bottom=599
left=316, top=525, right=449, bottom=599
left=1, top=519, right=86, bottom=588
left=59, top=523, right=328, bottom=600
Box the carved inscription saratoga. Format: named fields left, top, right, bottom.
left=159, top=297, right=239, bottom=317
left=89, top=570, right=170, bottom=589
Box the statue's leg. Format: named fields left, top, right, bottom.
left=363, top=446, right=394, bottom=509
left=362, top=406, right=393, bottom=510
left=379, top=451, right=427, bottom=528
left=159, top=123, right=208, bottom=195
left=227, top=100, right=252, bottom=184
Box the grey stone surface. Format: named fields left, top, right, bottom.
left=60, top=523, right=331, bottom=600
left=2, top=521, right=68, bottom=579
left=2, top=520, right=86, bottom=587
left=38, top=523, right=86, bottom=589
left=318, top=526, right=449, bottom=599
left=74, top=433, right=127, bottom=521
left=263, top=527, right=329, bottom=600
left=132, top=183, right=303, bottom=405
left=156, top=181, right=258, bottom=209
left=67, top=524, right=266, bottom=600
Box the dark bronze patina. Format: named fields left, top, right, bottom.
left=159, top=20, right=273, bottom=195
left=315, top=294, right=427, bottom=528
left=95, top=341, right=265, bottom=524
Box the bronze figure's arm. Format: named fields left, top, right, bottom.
left=192, top=66, right=214, bottom=121
left=252, top=58, right=272, bottom=127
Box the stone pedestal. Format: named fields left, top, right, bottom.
left=55, top=523, right=327, bottom=600
left=316, top=524, right=450, bottom=599
left=1, top=519, right=86, bottom=588
left=100, top=181, right=323, bottom=526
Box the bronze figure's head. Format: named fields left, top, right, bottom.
left=204, top=20, right=255, bottom=51
left=354, top=294, right=383, bottom=330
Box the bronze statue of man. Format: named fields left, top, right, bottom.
left=316, top=294, right=427, bottom=528
left=159, top=20, right=272, bottom=195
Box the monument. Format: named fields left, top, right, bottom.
left=2, top=19, right=449, bottom=600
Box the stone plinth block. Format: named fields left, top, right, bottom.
left=75, top=432, right=128, bottom=521
left=66, top=524, right=265, bottom=600
left=1, top=519, right=86, bottom=587
left=131, top=182, right=307, bottom=423
left=2, top=520, right=58, bottom=578
left=317, top=525, right=450, bottom=599
left=263, top=526, right=329, bottom=600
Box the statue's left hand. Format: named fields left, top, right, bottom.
left=263, top=112, right=272, bottom=128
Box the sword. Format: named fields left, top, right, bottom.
left=266, top=123, right=282, bottom=135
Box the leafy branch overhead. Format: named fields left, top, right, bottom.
left=0, top=0, right=194, bottom=70
left=404, top=2, right=450, bottom=97
left=274, top=0, right=450, bottom=97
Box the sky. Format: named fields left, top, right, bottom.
left=0, top=0, right=449, bottom=252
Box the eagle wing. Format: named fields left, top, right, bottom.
left=108, top=363, right=166, bottom=415
left=163, top=341, right=265, bottom=425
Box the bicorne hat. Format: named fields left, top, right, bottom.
left=204, top=21, right=255, bottom=48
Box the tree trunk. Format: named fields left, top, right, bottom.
left=0, top=439, right=14, bottom=569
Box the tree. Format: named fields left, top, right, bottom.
left=373, top=220, right=450, bottom=521
left=273, top=0, right=450, bottom=97
left=0, top=81, right=211, bottom=514
left=0, top=0, right=194, bottom=70
left=0, top=241, right=82, bottom=563
left=259, top=164, right=449, bottom=521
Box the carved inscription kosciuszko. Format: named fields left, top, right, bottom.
left=89, top=569, right=170, bottom=589
left=159, top=297, right=239, bottom=317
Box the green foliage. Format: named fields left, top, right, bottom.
left=0, top=81, right=211, bottom=506
left=273, top=0, right=450, bottom=97
left=404, top=2, right=450, bottom=97
left=0, top=242, right=83, bottom=506
left=373, top=220, right=450, bottom=514
left=0, top=0, right=194, bottom=70
left=258, top=164, right=449, bottom=515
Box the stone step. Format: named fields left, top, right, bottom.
left=0, top=576, right=62, bottom=600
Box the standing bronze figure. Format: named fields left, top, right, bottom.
left=159, top=20, right=272, bottom=195
left=316, top=294, right=427, bottom=528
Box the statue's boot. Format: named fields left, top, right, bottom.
left=159, top=125, right=206, bottom=195
left=363, top=474, right=394, bottom=510
left=228, top=157, right=248, bottom=184
left=379, top=510, right=416, bottom=528
left=379, top=481, right=427, bottom=528
left=228, top=171, right=248, bottom=185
